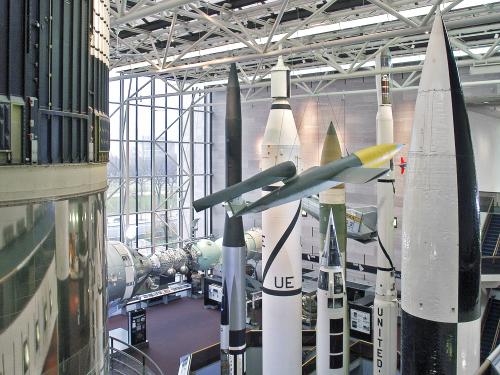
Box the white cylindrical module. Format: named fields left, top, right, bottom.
left=190, top=238, right=222, bottom=271
left=244, top=228, right=262, bottom=254
left=261, top=57, right=302, bottom=375
left=373, top=52, right=398, bottom=375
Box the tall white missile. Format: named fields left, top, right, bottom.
left=401, top=14, right=481, bottom=374
left=261, top=56, right=302, bottom=375
left=317, top=211, right=347, bottom=375
left=372, top=51, right=398, bottom=375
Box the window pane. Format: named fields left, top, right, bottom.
left=107, top=215, right=121, bottom=241
left=193, top=143, right=206, bottom=175
left=137, top=104, right=151, bottom=140
left=108, top=141, right=121, bottom=178
left=137, top=142, right=152, bottom=176
left=193, top=110, right=205, bottom=143
left=137, top=178, right=151, bottom=211
left=107, top=179, right=121, bottom=215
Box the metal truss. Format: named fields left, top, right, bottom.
left=108, top=0, right=500, bottom=93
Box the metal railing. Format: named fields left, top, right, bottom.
left=109, top=336, right=165, bottom=375
left=481, top=197, right=495, bottom=244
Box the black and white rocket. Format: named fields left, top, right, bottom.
left=316, top=211, right=347, bottom=375
left=220, top=63, right=247, bottom=375
left=401, top=13, right=481, bottom=374
left=261, top=56, right=302, bottom=375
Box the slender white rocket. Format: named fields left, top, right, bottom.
left=316, top=211, right=347, bottom=375
left=401, top=14, right=481, bottom=374
left=261, top=56, right=302, bottom=375
left=372, top=51, right=398, bottom=375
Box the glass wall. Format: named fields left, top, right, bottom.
left=107, top=77, right=211, bottom=253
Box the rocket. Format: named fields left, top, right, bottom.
left=372, top=51, right=398, bottom=375
left=316, top=211, right=347, bottom=375
left=319, top=122, right=349, bottom=372
left=261, top=56, right=303, bottom=375
left=220, top=63, right=247, bottom=375
left=401, top=13, right=481, bottom=374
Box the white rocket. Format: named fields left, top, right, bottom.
left=261, top=56, right=302, bottom=375
left=372, top=51, right=398, bottom=375
left=316, top=211, right=347, bottom=375
left=401, top=14, right=481, bottom=374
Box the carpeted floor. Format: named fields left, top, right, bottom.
left=108, top=298, right=220, bottom=374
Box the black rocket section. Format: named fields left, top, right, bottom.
left=325, top=213, right=341, bottom=268
left=221, top=281, right=229, bottom=326
left=442, top=21, right=481, bottom=323
left=223, top=64, right=246, bottom=247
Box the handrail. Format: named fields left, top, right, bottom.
left=492, top=319, right=500, bottom=354
left=110, top=336, right=165, bottom=375
left=481, top=198, right=494, bottom=244
left=112, top=357, right=144, bottom=375
left=494, top=234, right=500, bottom=257
left=475, top=344, right=500, bottom=375
left=481, top=296, right=493, bottom=337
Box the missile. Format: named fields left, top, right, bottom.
left=220, top=63, right=247, bottom=375
left=373, top=51, right=398, bottom=375
left=401, top=14, right=481, bottom=374
left=260, top=56, right=302, bottom=375
left=193, top=143, right=403, bottom=218
left=319, top=122, right=349, bottom=372
left=198, top=144, right=401, bottom=218
left=316, top=210, right=347, bottom=375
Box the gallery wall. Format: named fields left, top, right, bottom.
left=209, top=69, right=499, bottom=286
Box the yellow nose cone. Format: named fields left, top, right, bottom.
left=353, top=144, right=403, bottom=168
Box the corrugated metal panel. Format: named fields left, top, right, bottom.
left=0, top=0, right=109, bottom=165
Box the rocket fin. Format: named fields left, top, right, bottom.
left=331, top=166, right=388, bottom=184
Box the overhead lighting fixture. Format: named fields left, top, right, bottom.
left=198, top=46, right=492, bottom=87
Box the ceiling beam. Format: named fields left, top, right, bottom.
left=111, top=0, right=195, bottom=26
left=110, top=13, right=500, bottom=78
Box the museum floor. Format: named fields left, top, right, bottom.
left=108, top=298, right=220, bottom=374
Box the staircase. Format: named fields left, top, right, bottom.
left=483, top=214, right=500, bottom=257
left=481, top=298, right=500, bottom=362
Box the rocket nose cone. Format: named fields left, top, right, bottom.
left=228, top=63, right=240, bottom=88
left=226, top=63, right=241, bottom=120
left=321, top=122, right=342, bottom=165
left=353, top=143, right=403, bottom=168
left=326, top=122, right=337, bottom=136
left=322, top=211, right=342, bottom=267
left=418, top=12, right=452, bottom=92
